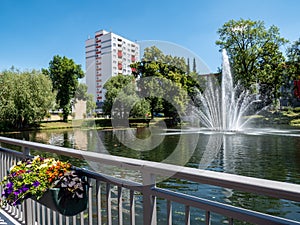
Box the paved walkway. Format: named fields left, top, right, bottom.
left=0, top=213, right=8, bottom=225
left=0, top=210, right=20, bottom=225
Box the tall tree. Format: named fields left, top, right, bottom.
left=142, top=46, right=187, bottom=73
left=131, top=60, right=188, bottom=119
left=43, top=55, right=84, bottom=121
left=216, top=19, right=287, bottom=106
left=0, top=69, right=55, bottom=129
left=287, top=38, right=300, bottom=79
left=192, top=58, right=197, bottom=73
left=187, top=58, right=190, bottom=74
left=75, top=83, right=96, bottom=115
left=286, top=38, right=300, bottom=101
left=103, top=74, right=150, bottom=118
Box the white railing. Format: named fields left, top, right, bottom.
left=0, top=136, right=300, bottom=225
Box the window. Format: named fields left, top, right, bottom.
left=118, top=50, right=122, bottom=58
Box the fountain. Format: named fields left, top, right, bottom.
left=194, top=49, right=259, bottom=131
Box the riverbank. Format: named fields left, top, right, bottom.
left=1, top=109, right=300, bottom=133
left=1, top=118, right=153, bottom=132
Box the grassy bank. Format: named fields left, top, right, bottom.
left=37, top=118, right=152, bottom=131
left=3, top=109, right=300, bottom=133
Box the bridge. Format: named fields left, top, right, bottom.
left=0, top=136, right=300, bottom=225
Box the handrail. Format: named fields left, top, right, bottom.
left=0, top=136, right=299, bottom=201
left=0, top=136, right=300, bottom=225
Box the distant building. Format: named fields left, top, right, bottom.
left=85, top=29, right=140, bottom=107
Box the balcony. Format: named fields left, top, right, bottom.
left=0, top=136, right=300, bottom=225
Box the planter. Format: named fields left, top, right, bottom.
left=35, top=187, right=88, bottom=216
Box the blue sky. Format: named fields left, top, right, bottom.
left=1, top=0, right=300, bottom=74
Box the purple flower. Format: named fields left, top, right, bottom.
left=21, top=185, right=29, bottom=192
left=7, top=182, right=13, bottom=189
left=32, top=181, right=40, bottom=187
left=13, top=190, right=20, bottom=196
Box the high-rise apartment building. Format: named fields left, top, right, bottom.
left=85, top=30, right=140, bottom=105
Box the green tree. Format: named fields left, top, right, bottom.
left=287, top=38, right=300, bottom=79
left=131, top=61, right=188, bottom=119
left=43, top=55, right=84, bottom=121
left=216, top=19, right=287, bottom=106
left=75, top=83, right=88, bottom=100
left=142, top=46, right=187, bottom=73
left=0, top=69, right=55, bottom=129
left=103, top=74, right=144, bottom=118
left=133, top=46, right=210, bottom=120
left=192, top=58, right=197, bottom=73
left=75, top=83, right=96, bottom=116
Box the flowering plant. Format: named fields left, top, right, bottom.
left=0, top=156, right=87, bottom=206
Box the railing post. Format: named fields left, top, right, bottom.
left=22, top=146, right=30, bottom=158
left=142, top=171, right=156, bottom=225
left=24, top=199, right=34, bottom=225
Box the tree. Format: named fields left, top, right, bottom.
left=0, top=69, right=55, bottom=129
left=286, top=38, right=300, bottom=103
left=142, top=46, right=187, bottom=73
left=187, top=58, right=190, bottom=74
left=131, top=60, right=189, bottom=119
left=287, top=38, right=300, bottom=79
left=103, top=74, right=149, bottom=118
left=43, top=55, right=84, bottom=121
left=86, top=94, right=96, bottom=116
left=75, top=83, right=88, bottom=100
left=192, top=58, right=197, bottom=73
left=216, top=19, right=287, bottom=106
left=75, top=83, right=96, bottom=116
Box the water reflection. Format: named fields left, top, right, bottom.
left=2, top=127, right=300, bottom=222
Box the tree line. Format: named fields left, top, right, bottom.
left=0, top=56, right=95, bottom=129
left=2, top=18, right=300, bottom=129
left=104, top=19, right=300, bottom=120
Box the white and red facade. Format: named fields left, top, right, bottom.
left=85, top=30, right=140, bottom=103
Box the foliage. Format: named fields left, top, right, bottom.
left=75, top=83, right=96, bottom=115
left=287, top=38, right=300, bottom=80
left=0, top=69, right=55, bottom=129
left=53, top=170, right=86, bottom=199
left=103, top=74, right=147, bottom=118
left=86, top=94, right=96, bottom=115
left=0, top=156, right=87, bottom=206
left=142, top=46, right=187, bottom=73
left=75, top=83, right=88, bottom=100
left=43, top=55, right=84, bottom=122
left=131, top=46, right=195, bottom=119
left=216, top=19, right=288, bottom=106
left=130, top=99, right=151, bottom=118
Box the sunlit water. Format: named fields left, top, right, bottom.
left=2, top=126, right=300, bottom=224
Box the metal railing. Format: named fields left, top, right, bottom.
left=0, top=136, right=300, bottom=225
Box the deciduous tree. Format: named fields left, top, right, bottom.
left=103, top=74, right=150, bottom=118
left=0, top=69, right=55, bottom=129
left=216, top=19, right=287, bottom=106
left=43, top=55, right=84, bottom=121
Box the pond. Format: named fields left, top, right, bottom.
left=2, top=125, right=300, bottom=224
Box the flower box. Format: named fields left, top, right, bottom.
left=35, top=186, right=88, bottom=216
left=1, top=156, right=89, bottom=216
